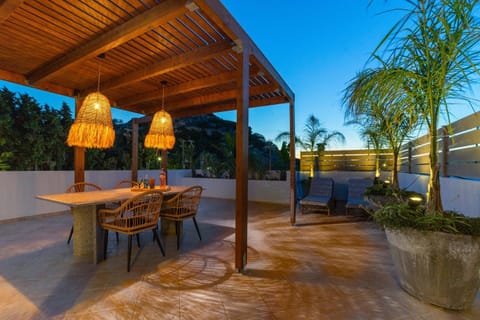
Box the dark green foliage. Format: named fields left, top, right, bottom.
left=0, top=88, right=73, bottom=170
left=0, top=87, right=286, bottom=176
left=373, top=202, right=480, bottom=236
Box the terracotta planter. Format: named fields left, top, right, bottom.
left=385, top=227, right=480, bottom=310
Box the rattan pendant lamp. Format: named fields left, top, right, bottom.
left=67, top=54, right=115, bottom=148
left=144, top=81, right=175, bottom=150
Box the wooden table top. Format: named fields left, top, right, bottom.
left=37, top=186, right=187, bottom=208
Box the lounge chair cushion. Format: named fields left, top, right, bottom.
left=300, top=178, right=334, bottom=215
left=300, top=195, right=331, bottom=207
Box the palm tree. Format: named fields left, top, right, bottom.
left=371, top=0, right=480, bottom=212
left=346, top=119, right=388, bottom=178
left=277, top=114, right=345, bottom=177
left=343, top=67, right=419, bottom=188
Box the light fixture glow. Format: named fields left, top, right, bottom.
left=145, top=81, right=175, bottom=150
left=66, top=54, right=114, bottom=149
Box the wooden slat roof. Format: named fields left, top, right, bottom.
left=0, top=0, right=293, bottom=118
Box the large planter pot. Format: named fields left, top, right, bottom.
left=385, top=227, right=480, bottom=310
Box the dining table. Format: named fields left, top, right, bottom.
left=36, top=186, right=186, bottom=264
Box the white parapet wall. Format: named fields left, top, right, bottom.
left=179, top=176, right=290, bottom=204
left=1, top=170, right=479, bottom=221
left=0, top=170, right=291, bottom=221
left=398, top=172, right=480, bottom=218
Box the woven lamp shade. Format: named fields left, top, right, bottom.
left=144, top=110, right=175, bottom=149
left=67, top=92, right=115, bottom=148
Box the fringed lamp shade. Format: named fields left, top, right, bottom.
left=144, top=110, right=175, bottom=149
left=67, top=92, right=115, bottom=148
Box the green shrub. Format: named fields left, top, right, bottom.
left=373, top=202, right=480, bottom=236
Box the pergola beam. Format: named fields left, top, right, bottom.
left=27, top=0, right=188, bottom=84
left=84, top=40, right=233, bottom=95
left=0, top=69, right=74, bottom=97
left=170, top=96, right=287, bottom=118
left=145, top=83, right=278, bottom=113
left=194, top=0, right=294, bottom=100
left=116, top=72, right=235, bottom=108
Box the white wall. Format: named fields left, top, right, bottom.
left=2, top=170, right=478, bottom=221
left=0, top=170, right=291, bottom=221
left=180, top=176, right=290, bottom=204
left=398, top=172, right=480, bottom=218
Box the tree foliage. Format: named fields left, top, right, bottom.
left=367, top=0, right=480, bottom=212
left=0, top=87, right=286, bottom=178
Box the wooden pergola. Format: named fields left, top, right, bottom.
left=0, top=0, right=295, bottom=271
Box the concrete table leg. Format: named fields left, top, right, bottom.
left=72, top=205, right=104, bottom=264
left=160, top=218, right=183, bottom=236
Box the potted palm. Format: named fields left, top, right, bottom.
left=344, top=0, right=480, bottom=310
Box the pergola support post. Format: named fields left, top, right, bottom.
left=289, top=99, right=296, bottom=225
left=235, top=45, right=249, bottom=272
left=131, top=119, right=139, bottom=182
left=74, top=96, right=85, bottom=183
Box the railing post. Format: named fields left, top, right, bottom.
left=442, top=126, right=449, bottom=177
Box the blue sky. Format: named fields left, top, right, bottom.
left=1, top=1, right=476, bottom=150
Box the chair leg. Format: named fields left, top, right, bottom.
left=152, top=230, right=165, bottom=256
left=116, top=232, right=119, bottom=243
left=103, top=230, right=109, bottom=259
left=67, top=225, right=74, bottom=244
left=136, top=234, right=141, bottom=248
left=192, top=217, right=202, bottom=240
left=175, top=221, right=180, bottom=250
left=127, top=235, right=132, bottom=272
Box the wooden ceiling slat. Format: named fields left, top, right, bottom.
left=83, top=39, right=233, bottom=94
left=134, top=35, right=172, bottom=60
left=0, top=0, right=292, bottom=117
left=156, top=23, right=195, bottom=52
left=163, top=19, right=201, bottom=49
left=45, top=0, right=107, bottom=36
left=143, top=28, right=184, bottom=56
left=195, top=0, right=294, bottom=101
left=13, top=7, right=80, bottom=46
left=27, top=0, right=189, bottom=84
left=183, top=12, right=219, bottom=44
left=173, top=16, right=208, bottom=47
left=0, top=0, right=24, bottom=24
left=191, top=9, right=227, bottom=41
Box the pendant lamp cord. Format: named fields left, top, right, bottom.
left=161, top=80, right=167, bottom=110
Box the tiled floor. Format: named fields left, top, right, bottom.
left=0, top=198, right=479, bottom=319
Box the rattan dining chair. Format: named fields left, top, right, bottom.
left=115, top=180, right=139, bottom=188
left=98, top=190, right=165, bottom=272
left=65, top=182, right=102, bottom=244
left=159, top=185, right=203, bottom=250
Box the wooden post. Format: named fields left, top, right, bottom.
left=235, top=44, right=249, bottom=272
left=131, top=118, right=139, bottom=182
left=161, top=149, right=168, bottom=184
left=289, top=99, right=296, bottom=225
left=442, top=126, right=449, bottom=177
left=74, top=96, right=85, bottom=183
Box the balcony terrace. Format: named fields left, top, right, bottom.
left=1, top=198, right=479, bottom=319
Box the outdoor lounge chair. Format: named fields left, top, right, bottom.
left=299, top=177, right=334, bottom=215
left=345, top=178, right=373, bottom=215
